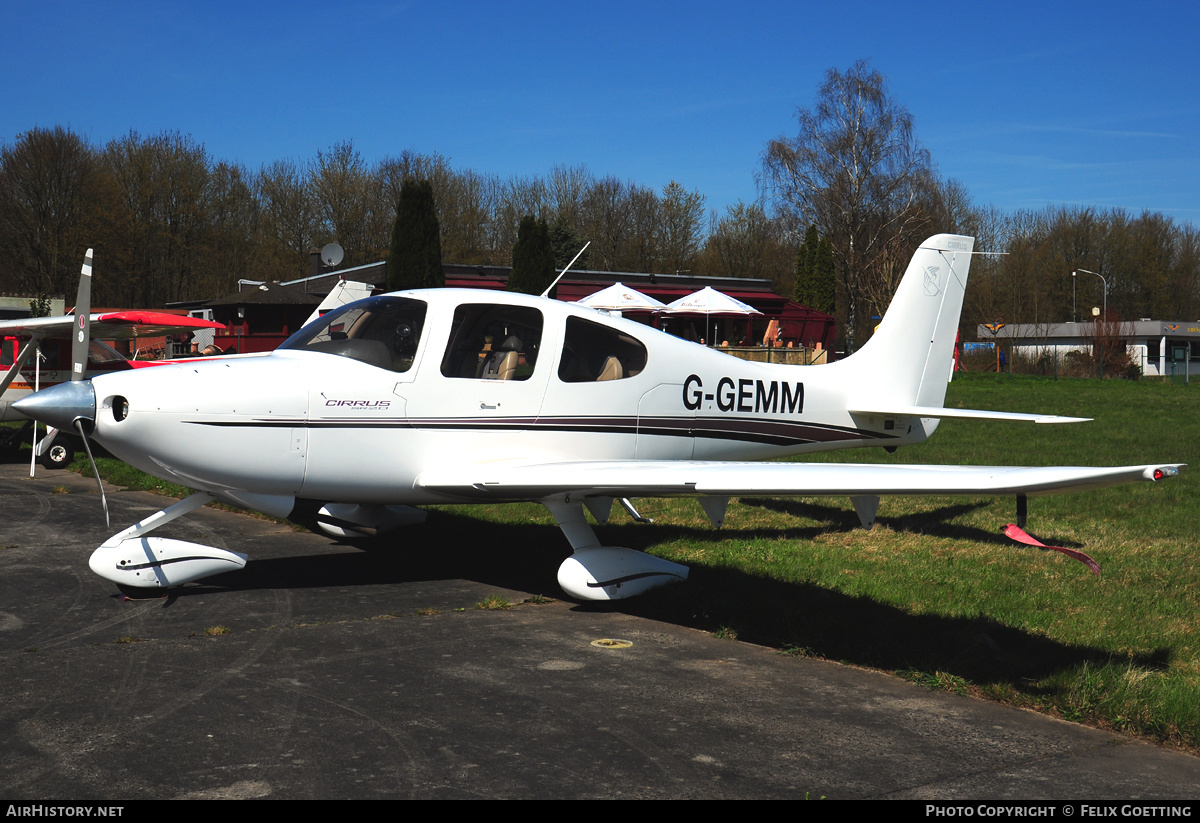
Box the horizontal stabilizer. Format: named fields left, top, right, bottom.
left=849, top=405, right=1091, bottom=424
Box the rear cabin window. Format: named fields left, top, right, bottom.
left=440, top=304, right=543, bottom=381
left=279, top=296, right=427, bottom=373
left=557, top=316, right=647, bottom=382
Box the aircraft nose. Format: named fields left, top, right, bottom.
left=13, top=380, right=97, bottom=432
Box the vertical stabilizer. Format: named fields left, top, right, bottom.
left=843, top=234, right=973, bottom=410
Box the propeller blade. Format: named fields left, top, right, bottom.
left=70, top=249, right=93, bottom=382
left=75, top=418, right=109, bottom=528
left=28, top=343, right=43, bottom=478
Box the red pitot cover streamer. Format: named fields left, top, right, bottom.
left=1003, top=524, right=1101, bottom=577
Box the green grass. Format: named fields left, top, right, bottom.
left=48, top=373, right=1200, bottom=752
left=428, top=374, right=1200, bottom=751
left=654, top=374, right=1200, bottom=749
left=76, top=456, right=193, bottom=497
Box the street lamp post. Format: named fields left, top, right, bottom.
left=1074, top=268, right=1109, bottom=379
left=1073, top=268, right=1107, bottom=319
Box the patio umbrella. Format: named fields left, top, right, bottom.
left=662, top=287, right=762, bottom=316
left=575, top=282, right=667, bottom=313
left=663, top=287, right=761, bottom=345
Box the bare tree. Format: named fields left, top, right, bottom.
left=761, top=60, right=932, bottom=348
left=579, top=176, right=633, bottom=272
left=377, top=150, right=454, bottom=213
left=104, top=130, right=212, bottom=305
left=493, top=175, right=549, bottom=263
left=204, top=161, right=260, bottom=295
left=257, top=158, right=320, bottom=280
left=624, top=184, right=662, bottom=272
left=546, top=163, right=593, bottom=230
left=859, top=174, right=973, bottom=320
left=1169, top=223, right=1200, bottom=320
left=659, top=181, right=706, bottom=275
left=972, top=205, right=1200, bottom=330
left=0, top=126, right=106, bottom=297
left=701, top=201, right=792, bottom=288
left=442, top=168, right=501, bottom=264
left=310, top=141, right=382, bottom=267
left=959, top=202, right=1008, bottom=329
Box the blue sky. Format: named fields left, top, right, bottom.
left=4, top=0, right=1197, bottom=229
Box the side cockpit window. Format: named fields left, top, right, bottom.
left=558, top=316, right=647, bottom=383
left=280, top=296, right=427, bottom=373
left=440, top=304, right=543, bottom=381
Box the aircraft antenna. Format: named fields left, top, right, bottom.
left=540, top=241, right=591, bottom=299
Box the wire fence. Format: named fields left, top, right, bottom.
left=960, top=343, right=1193, bottom=383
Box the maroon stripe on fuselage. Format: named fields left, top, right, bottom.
left=186, top=414, right=890, bottom=448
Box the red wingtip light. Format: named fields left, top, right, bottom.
left=1153, top=469, right=1165, bottom=481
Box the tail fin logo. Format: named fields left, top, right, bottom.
left=923, top=266, right=941, bottom=296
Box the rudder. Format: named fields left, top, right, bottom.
left=843, top=234, right=974, bottom=409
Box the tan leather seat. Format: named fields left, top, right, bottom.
left=597, top=356, right=623, bottom=381
left=482, top=335, right=522, bottom=380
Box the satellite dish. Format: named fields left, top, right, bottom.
left=321, top=243, right=345, bottom=268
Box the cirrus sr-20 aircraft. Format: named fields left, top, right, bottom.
left=14, top=234, right=1183, bottom=600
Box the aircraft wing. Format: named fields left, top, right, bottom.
left=416, top=459, right=1184, bottom=501
left=849, top=405, right=1091, bottom=424
left=0, top=312, right=224, bottom=340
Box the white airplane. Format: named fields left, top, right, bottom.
left=14, top=234, right=1183, bottom=600
left=1, top=250, right=225, bottom=467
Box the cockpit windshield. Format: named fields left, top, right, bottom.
left=89, top=339, right=129, bottom=369
left=279, top=296, right=427, bottom=373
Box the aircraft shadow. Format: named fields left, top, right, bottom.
left=737, top=497, right=1087, bottom=548
left=167, top=503, right=1164, bottom=694
left=176, top=508, right=571, bottom=601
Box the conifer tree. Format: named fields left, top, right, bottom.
left=793, top=225, right=816, bottom=304
left=508, top=215, right=556, bottom=296
left=793, top=224, right=836, bottom=315
left=811, top=236, right=835, bottom=316
left=549, top=213, right=589, bottom=269
left=387, top=178, right=443, bottom=290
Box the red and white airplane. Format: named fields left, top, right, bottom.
left=14, top=235, right=1183, bottom=599
left=1, top=250, right=225, bottom=467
